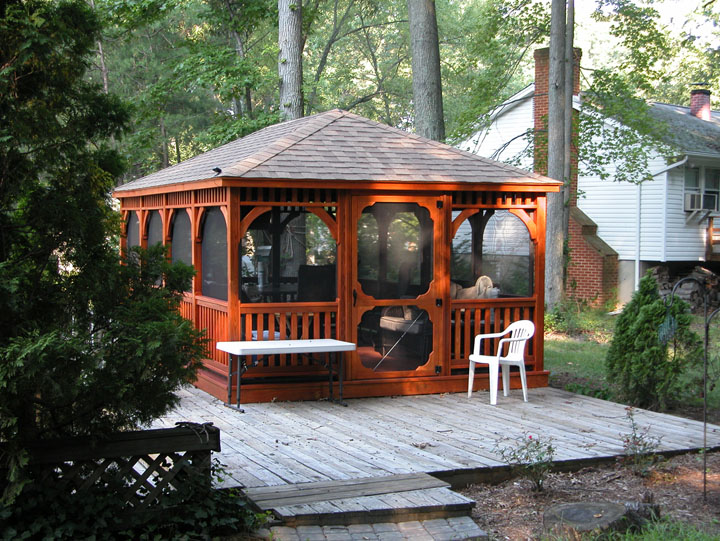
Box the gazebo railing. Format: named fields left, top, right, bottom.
left=449, top=298, right=536, bottom=370
left=237, top=302, right=338, bottom=377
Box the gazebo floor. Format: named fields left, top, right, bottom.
left=155, top=386, right=720, bottom=529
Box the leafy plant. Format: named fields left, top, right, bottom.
left=495, top=433, right=555, bottom=492
left=620, top=407, right=662, bottom=477
left=0, top=459, right=266, bottom=539
left=0, top=1, right=206, bottom=503
left=606, top=272, right=701, bottom=410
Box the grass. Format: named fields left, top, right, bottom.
left=544, top=306, right=615, bottom=398
left=545, top=518, right=720, bottom=540
left=610, top=518, right=720, bottom=540
left=543, top=306, right=720, bottom=420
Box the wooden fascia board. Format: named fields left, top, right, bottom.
left=114, top=176, right=561, bottom=199
left=113, top=178, right=225, bottom=198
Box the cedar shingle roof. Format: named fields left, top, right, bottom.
left=115, top=109, right=558, bottom=192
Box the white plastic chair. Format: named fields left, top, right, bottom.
left=467, top=320, right=535, bottom=405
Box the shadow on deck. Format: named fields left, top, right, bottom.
left=155, top=386, right=720, bottom=529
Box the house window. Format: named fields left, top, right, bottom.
left=201, top=207, right=227, bottom=301
left=706, top=169, right=720, bottom=211
left=684, top=166, right=719, bottom=211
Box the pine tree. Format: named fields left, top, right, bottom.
left=606, top=273, right=700, bottom=409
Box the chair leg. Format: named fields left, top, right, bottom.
left=467, top=361, right=476, bottom=398
left=488, top=361, right=499, bottom=406
left=501, top=364, right=510, bottom=397
left=519, top=364, right=528, bottom=402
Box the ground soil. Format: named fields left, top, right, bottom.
left=460, top=452, right=720, bottom=540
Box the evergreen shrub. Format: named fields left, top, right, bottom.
left=606, top=272, right=701, bottom=410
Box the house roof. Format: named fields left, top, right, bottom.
left=115, top=109, right=558, bottom=193
left=648, top=102, right=720, bottom=158
left=473, top=85, right=720, bottom=160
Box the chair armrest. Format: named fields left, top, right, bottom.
left=472, top=328, right=512, bottom=355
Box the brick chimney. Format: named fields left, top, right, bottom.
left=690, top=88, right=711, bottom=121
left=533, top=47, right=582, bottom=200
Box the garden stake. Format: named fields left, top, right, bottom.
left=661, top=276, right=718, bottom=502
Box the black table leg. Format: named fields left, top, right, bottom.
left=226, top=353, right=246, bottom=413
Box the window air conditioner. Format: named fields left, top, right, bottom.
left=685, top=193, right=702, bottom=211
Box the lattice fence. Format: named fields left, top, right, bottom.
left=4, top=422, right=220, bottom=510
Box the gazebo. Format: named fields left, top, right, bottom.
left=114, top=110, right=560, bottom=404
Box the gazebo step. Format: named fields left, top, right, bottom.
left=245, top=472, right=475, bottom=526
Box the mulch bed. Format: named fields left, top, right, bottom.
left=460, top=452, right=720, bottom=540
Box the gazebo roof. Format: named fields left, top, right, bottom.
left=115, top=109, right=559, bottom=193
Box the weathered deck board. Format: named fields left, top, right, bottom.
left=247, top=473, right=449, bottom=508
left=156, top=386, right=720, bottom=491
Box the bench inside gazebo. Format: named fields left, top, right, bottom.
left=114, top=109, right=560, bottom=405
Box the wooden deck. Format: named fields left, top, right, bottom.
left=154, top=386, right=720, bottom=527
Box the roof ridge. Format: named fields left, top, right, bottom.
left=224, top=110, right=345, bottom=177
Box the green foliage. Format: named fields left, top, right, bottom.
left=1, top=459, right=265, bottom=539
left=449, top=0, right=550, bottom=142
left=610, top=517, right=720, bottom=541
left=620, top=406, right=662, bottom=477
left=495, top=433, right=555, bottom=492
left=606, top=273, right=701, bottom=410
left=0, top=0, right=206, bottom=503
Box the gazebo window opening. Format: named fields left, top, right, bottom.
left=241, top=206, right=337, bottom=303
left=126, top=211, right=140, bottom=249
left=171, top=210, right=192, bottom=266
left=357, top=203, right=433, bottom=300
left=358, top=306, right=433, bottom=372
left=201, top=207, right=228, bottom=301
left=451, top=210, right=533, bottom=298
left=147, top=210, right=163, bottom=247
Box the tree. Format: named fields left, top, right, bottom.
left=606, top=273, right=700, bottom=410
left=278, top=0, right=304, bottom=119
left=0, top=0, right=205, bottom=502
left=407, top=0, right=445, bottom=140
left=544, top=0, right=567, bottom=310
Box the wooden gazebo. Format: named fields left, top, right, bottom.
left=114, top=110, right=560, bottom=404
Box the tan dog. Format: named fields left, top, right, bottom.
left=450, top=276, right=498, bottom=299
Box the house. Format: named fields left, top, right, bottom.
left=114, top=109, right=561, bottom=405
left=461, top=47, right=720, bottom=306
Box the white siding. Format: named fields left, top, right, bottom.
left=461, top=98, right=534, bottom=169
left=638, top=156, right=669, bottom=261
left=577, top=165, right=638, bottom=260
left=663, top=166, right=707, bottom=261
left=461, top=94, right=712, bottom=265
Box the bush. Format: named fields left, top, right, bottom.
left=495, top=433, right=555, bottom=491
left=0, top=460, right=265, bottom=539
left=606, top=273, right=701, bottom=410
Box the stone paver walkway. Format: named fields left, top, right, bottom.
left=259, top=517, right=488, bottom=540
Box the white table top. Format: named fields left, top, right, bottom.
left=216, top=339, right=356, bottom=356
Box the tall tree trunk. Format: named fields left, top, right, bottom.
left=563, top=0, right=575, bottom=244
left=278, top=0, right=304, bottom=121
left=88, top=0, right=109, bottom=94
left=160, top=117, right=169, bottom=168
left=407, top=0, right=445, bottom=141
left=545, top=0, right=566, bottom=310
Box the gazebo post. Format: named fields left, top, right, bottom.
left=227, top=188, right=242, bottom=341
